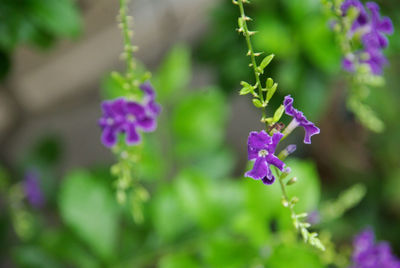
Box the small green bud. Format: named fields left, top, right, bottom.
left=239, top=81, right=253, bottom=95
left=110, top=164, right=120, bottom=176
left=291, top=196, right=299, bottom=204
left=296, top=212, right=308, bottom=219
left=116, top=190, right=126, bottom=204
left=266, top=78, right=274, bottom=89
left=286, top=177, right=298, bottom=185
left=238, top=17, right=244, bottom=28
left=252, top=98, right=264, bottom=108
left=273, top=104, right=285, bottom=123
left=261, top=117, right=274, bottom=124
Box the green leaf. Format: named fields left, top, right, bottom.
left=266, top=243, right=323, bottom=268
left=159, top=253, right=197, bottom=268
left=300, top=16, right=340, bottom=73
left=239, top=81, right=253, bottom=95
left=151, top=186, right=191, bottom=241
left=267, top=82, right=278, bottom=101
left=40, top=229, right=99, bottom=268
left=202, top=233, right=256, bottom=268
left=254, top=17, right=295, bottom=58
left=174, top=170, right=243, bottom=230
left=59, top=170, right=119, bottom=260
left=154, top=45, right=191, bottom=102
left=192, top=148, right=236, bottom=179
left=13, top=246, right=59, bottom=268
left=100, top=72, right=128, bottom=99
left=259, top=54, right=275, bottom=71
left=172, top=87, right=228, bottom=158
left=31, top=0, right=82, bottom=37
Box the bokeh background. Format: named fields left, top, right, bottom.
left=0, top=0, right=399, bottom=267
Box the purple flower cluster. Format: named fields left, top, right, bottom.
left=341, top=1, right=394, bottom=75
left=350, top=229, right=400, bottom=268
left=99, top=83, right=161, bottom=147
left=24, top=170, right=44, bottom=208
left=245, top=95, right=319, bottom=185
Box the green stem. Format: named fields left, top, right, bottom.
left=275, top=167, right=296, bottom=217
left=119, top=0, right=135, bottom=75
left=237, top=0, right=266, bottom=117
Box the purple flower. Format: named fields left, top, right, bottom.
left=339, top=1, right=394, bottom=75
left=341, top=0, right=369, bottom=32
left=343, top=56, right=356, bottom=72
left=362, top=2, right=394, bottom=49
left=245, top=131, right=285, bottom=185
left=99, top=82, right=161, bottom=147
left=24, top=170, right=44, bottom=208
left=307, top=210, right=321, bottom=225
left=361, top=48, right=388, bottom=75
left=140, top=83, right=162, bottom=116
left=350, top=229, right=400, bottom=268
left=283, top=95, right=320, bottom=144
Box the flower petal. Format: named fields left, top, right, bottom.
left=303, top=123, right=320, bottom=144
left=125, top=101, right=146, bottom=116
left=110, top=98, right=126, bottom=116
left=261, top=167, right=275, bottom=185
left=101, top=127, right=118, bottom=147
left=247, top=130, right=271, bottom=150
left=125, top=124, right=141, bottom=145
left=248, top=146, right=258, bottom=160
left=140, top=82, right=155, bottom=99
left=378, top=17, right=394, bottom=34
left=283, top=95, right=296, bottom=117
left=343, top=57, right=355, bottom=72
left=147, top=101, right=162, bottom=116
left=268, top=132, right=283, bottom=154
left=245, top=158, right=269, bottom=180
left=266, top=154, right=285, bottom=171
left=283, top=95, right=320, bottom=144
left=137, top=116, right=157, bottom=132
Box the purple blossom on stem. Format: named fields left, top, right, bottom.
left=24, top=170, right=44, bottom=208
left=245, top=131, right=285, bottom=185
left=99, top=83, right=160, bottom=147
left=283, top=95, right=320, bottom=144
left=307, top=210, right=321, bottom=225
left=340, top=1, right=394, bottom=75
left=362, top=2, right=394, bottom=49
left=350, top=228, right=400, bottom=268
left=341, top=0, right=369, bottom=32
left=361, top=48, right=388, bottom=75
left=343, top=57, right=356, bottom=72
left=140, top=83, right=162, bottom=116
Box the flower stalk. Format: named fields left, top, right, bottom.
left=235, top=0, right=277, bottom=121
left=235, top=0, right=324, bottom=251
left=119, top=0, right=136, bottom=76
left=98, top=0, right=161, bottom=223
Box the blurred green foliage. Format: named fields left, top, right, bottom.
left=196, top=0, right=341, bottom=121
left=1, top=45, right=331, bottom=267
left=1, top=0, right=400, bottom=264
left=0, top=0, right=81, bottom=79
